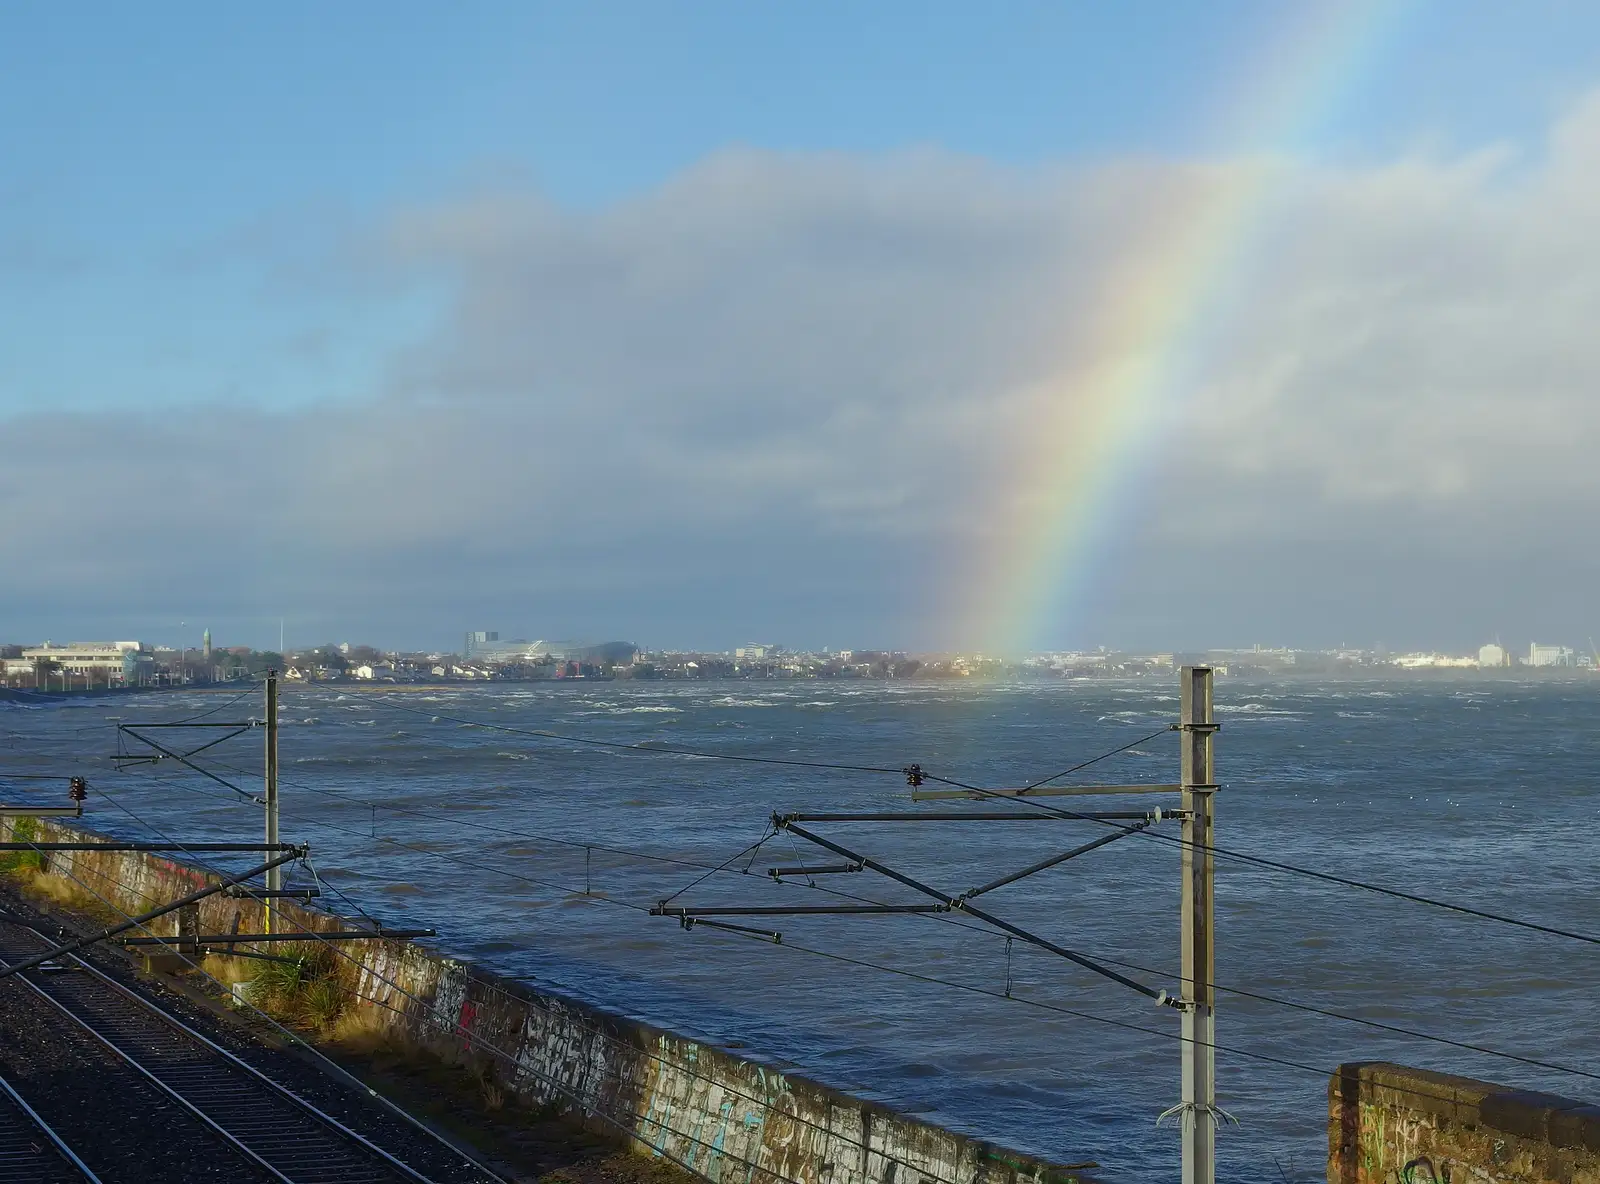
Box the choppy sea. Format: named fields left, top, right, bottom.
left=3, top=676, right=1597, bottom=1182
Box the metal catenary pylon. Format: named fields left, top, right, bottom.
left=652, top=666, right=1222, bottom=1183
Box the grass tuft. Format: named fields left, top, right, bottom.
left=0, top=818, right=42, bottom=873
left=224, top=945, right=357, bottom=1034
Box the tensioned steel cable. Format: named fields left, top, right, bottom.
left=30, top=732, right=1600, bottom=1011
left=64, top=800, right=928, bottom=1184
left=879, top=714, right=1585, bottom=954
left=0, top=809, right=513, bottom=1184
left=82, top=743, right=1600, bottom=1085
left=914, top=770, right=1600, bottom=947
left=17, top=811, right=1560, bottom=1125
left=708, top=823, right=1600, bottom=1086
left=37, top=715, right=1600, bottom=1086
left=747, top=865, right=1600, bottom=1083
left=626, top=902, right=1600, bottom=1115
left=170, top=685, right=260, bottom=724
left=71, top=771, right=1600, bottom=1119
left=3, top=860, right=754, bottom=1184
left=1017, top=725, right=1176, bottom=791
left=58, top=782, right=836, bottom=1184
left=226, top=802, right=1587, bottom=1101
left=657, top=828, right=779, bottom=904
left=364, top=695, right=912, bottom=774
left=256, top=815, right=1343, bottom=1082
left=213, top=759, right=759, bottom=875
left=16, top=733, right=787, bottom=882
left=296, top=823, right=1524, bottom=1122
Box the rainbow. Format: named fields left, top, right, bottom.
left=960, top=0, right=1414, bottom=653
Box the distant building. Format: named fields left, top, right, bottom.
left=1393, top=653, right=1476, bottom=669
left=735, top=644, right=775, bottom=661
left=202, top=629, right=212, bottom=661
left=1528, top=643, right=1575, bottom=668
left=23, top=641, right=151, bottom=682
left=464, top=631, right=500, bottom=659
left=464, top=637, right=637, bottom=666
left=1478, top=643, right=1509, bottom=668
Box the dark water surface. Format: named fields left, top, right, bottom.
left=4, top=677, right=1597, bottom=1182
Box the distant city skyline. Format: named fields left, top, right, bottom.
left=3, top=3, right=1599, bottom=650
left=7, top=625, right=1598, bottom=668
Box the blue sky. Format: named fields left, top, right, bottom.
left=4, top=2, right=1600, bottom=650
left=4, top=0, right=1595, bottom=415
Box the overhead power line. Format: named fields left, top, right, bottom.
left=1019, top=726, right=1176, bottom=791
left=918, top=773, right=1600, bottom=948
left=28, top=704, right=1600, bottom=1094
left=367, top=696, right=912, bottom=776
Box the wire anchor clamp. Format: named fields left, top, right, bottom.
left=1155, top=1101, right=1240, bottom=1129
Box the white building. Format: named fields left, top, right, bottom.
left=735, top=644, right=775, bottom=660
left=23, top=641, right=150, bottom=681
left=1393, top=653, right=1477, bottom=669
left=1528, top=643, right=1574, bottom=668
left=353, top=663, right=395, bottom=680
left=1478, top=643, right=1508, bottom=668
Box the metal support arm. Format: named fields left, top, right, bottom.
left=0, top=846, right=306, bottom=981
left=782, top=822, right=1170, bottom=1003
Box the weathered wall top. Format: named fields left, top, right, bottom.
left=1330, top=1061, right=1600, bottom=1184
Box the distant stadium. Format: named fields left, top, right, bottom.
left=462, top=632, right=638, bottom=666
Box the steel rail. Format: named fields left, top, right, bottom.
left=0, top=1068, right=103, bottom=1182
left=0, top=922, right=440, bottom=1184
left=3, top=965, right=298, bottom=1184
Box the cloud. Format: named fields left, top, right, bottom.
left=3, top=97, right=1600, bottom=648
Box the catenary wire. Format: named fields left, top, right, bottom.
left=42, top=738, right=1600, bottom=1089
left=364, top=695, right=911, bottom=775
left=8, top=853, right=760, bottom=1184
left=187, top=802, right=1581, bottom=1102
left=913, top=770, right=1600, bottom=948
left=21, top=718, right=1600, bottom=1089
left=169, top=685, right=261, bottom=724
left=28, top=750, right=1583, bottom=1125
left=0, top=802, right=513, bottom=1184
left=735, top=828, right=1600, bottom=1085
left=1018, top=726, right=1176, bottom=791
left=24, top=793, right=1576, bottom=1122
left=45, top=784, right=840, bottom=1184
left=49, top=797, right=897, bottom=1184
left=328, top=697, right=1600, bottom=950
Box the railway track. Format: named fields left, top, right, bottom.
left=0, top=1068, right=100, bottom=1182
left=0, top=919, right=461, bottom=1184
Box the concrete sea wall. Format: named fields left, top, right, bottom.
left=2, top=816, right=1094, bottom=1184
left=1330, top=1062, right=1600, bottom=1183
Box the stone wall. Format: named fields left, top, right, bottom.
left=2, top=816, right=1098, bottom=1184
left=1330, top=1062, right=1600, bottom=1183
